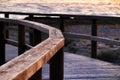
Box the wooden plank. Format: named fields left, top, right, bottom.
left=6, top=39, right=32, bottom=49
left=29, top=29, right=42, bottom=46
left=91, top=19, right=98, bottom=58
left=4, top=14, right=9, bottom=39
left=29, top=69, right=42, bottom=80
left=29, top=29, right=42, bottom=80
left=0, top=11, right=120, bottom=20
left=0, top=18, right=64, bottom=80
left=27, top=15, right=43, bottom=80
left=5, top=45, right=120, bottom=80
left=64, top=53, right=120, bottom=79
left=60, top=17, right=65, bottom=32
left=63, top=32, right=120, bottom=46
left=0, top=38, right=64, bottom=80
left=18, top=25, right=25, bottom=55
left=42, top=52, right=120, bottom=80
left=50, top=47, right=64, bottom=80
left=0, top=21, right=5, bottom=65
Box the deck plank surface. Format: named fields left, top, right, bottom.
left=43, top=53, right=120, bottom=80
left=6, top=45, right=120, bottom=80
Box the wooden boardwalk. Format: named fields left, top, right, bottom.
left=6, top=45, right=120, bottom=80
left=42, top=53, right=120, bottom=80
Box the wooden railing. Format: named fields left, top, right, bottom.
left=0, top=18, right=64, bottom=80
left=0, top=12, right=120, bottom=59
left=0, top=12, right=120, bottom=80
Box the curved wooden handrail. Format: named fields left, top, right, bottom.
left=0, top=11, right=120, bottom=79
left=0, top=18, right=64, bottom=80
left=64, top=32, right=120, bottom=46
left=6, top=39, right=32, bottom=49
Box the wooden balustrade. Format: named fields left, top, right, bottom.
left=18, top=25, right=25, bottom=55
left=1, top=12, right=120, bottom=59
left=91, top=19, right=98, bottom=58
left=0, top=21, right=5, bottom=65
left=0, top=12, right=120, bottom=57
left=0, top=12, right=120, bottom=80
left=63, top=32, right=120, bottom=46
left=4, top=13, right=9, bottom=39
left=0, top=18, right=64, bottom=80
left=60, top=17, right=65, bottom=32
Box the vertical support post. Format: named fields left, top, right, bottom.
left=50, top=47, right=64, bottom=80
left=4, top=13, right=9, bottom=39
left=29, top=28, right=34, bottom=46
left=29, top=69, right=42, bottom=80
left=33, top=30, right=42, bottom=46
left=91, top=19, right=98, bottom=58
left=60, top=17, right=65, bottom=32
left=29, top=29, right=42, bottom=80
left=18, top=25, right=25, bottom=55
left=28, top=15, right=42, bottom=80
left=28, top=15, right=35, bottom=45
left=5, top=13, right=9, bottom=18
left=29, top=15, right=34, bottom=20
left=0, top=21, right=5, bottom=65
left=29, top=29, right=42, bottom=46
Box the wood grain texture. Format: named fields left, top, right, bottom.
left=64, top=32, right=120, bottom=46
left=43, top=52, right=120, bottom=80
left=0, top=21, right=6, bottom=65
left=0, top=18, right=64, bottom=80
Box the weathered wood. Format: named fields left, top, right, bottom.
left=60, top=17, right=65, bottom=32
left=63, top=32, right=120, bottom=46
left=29, top=69, right=42, bottom=80
left=18, top=25, right=26, bottom=55
left=29, top=29, right=42, bottom=80
left=0, top=38, right=64, bottom=80
left=26, top=15, right=41, bottom=47
left=64, top=53, right=120, bottom=79
left=0, top=18, right=64, bottom=80
left=29, top=29, right=42, bottom=46
left=0, top=21, right=5, bottom=65
left=6, top=44, right=120, bottom=80
left=5, top=44, right=120, bottom=80
left=91, top=19, right=98, bottom=58
left=42, top=52, right=120, bottom=80
left=50, top=47, right=64, bottom=80
left=6, top=39, right=32, bottom=49
left=0, top=11, right=120, bottom=21
left=4, top=13, right=9, bottom=39
left=5, top=13, right=9, bottom=18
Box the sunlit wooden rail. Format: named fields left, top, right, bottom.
left=0, top=12, right=120, bottom=80
left=0, top=18, right=64, bottom=80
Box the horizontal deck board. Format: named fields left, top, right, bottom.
left=42, top=52, right=120, bottom=80
left=6, top=45, right=120, bottom=80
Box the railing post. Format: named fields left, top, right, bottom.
left=0, top=21, right=6, bottom=65
left=18, top=25, right=25, bottom=55
left=29, top=29, right=42, bottom=46
left=29, top=29, right=42, bottom=80
left=27, top=15, right=35, bottom=45
left=4, top=13, right=9, bottom=39
left=32, top=30, right=42, bottom=46
left=60, top=17, right=65, bottom=32
left=50, top=47, right=64, bottom=80
left=29, top=15, right=34, bottom=20
left=91, top=19, right=98, bottom=58
left=5, top=13, right=9, bottom=18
